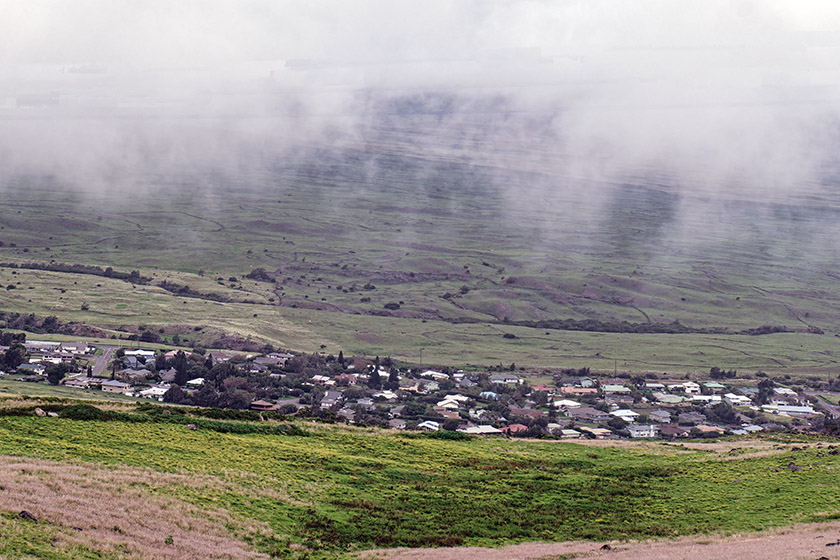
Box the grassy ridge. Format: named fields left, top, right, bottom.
left=1, top=412, right=840, bottom=558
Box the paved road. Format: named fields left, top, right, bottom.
left=90, top=346, right=117, bottom=377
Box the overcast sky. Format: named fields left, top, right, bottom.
left=1, top=1, right=839, bottom=196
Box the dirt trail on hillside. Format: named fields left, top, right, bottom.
left=360, top=522, right=840, bottom=560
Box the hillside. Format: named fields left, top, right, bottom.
left=3, top=399, right=840, bottom=559
left=3, top=124, right=840, bottom=373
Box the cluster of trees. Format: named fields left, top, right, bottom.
left=157, top=280, right=231, bottom=302
left=0, top=312, right=64, bottom=334
left=0, top=262, right=150, bottom=284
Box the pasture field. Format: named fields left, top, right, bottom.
left=3, top=264, right=840, bottom=375
left=1, top=406, right=840, bottom=559
left=3, top=142, right=840, bottom=372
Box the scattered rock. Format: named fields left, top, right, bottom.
left=825, top=540, right=840, bottom=547
left=186, top=424, right=197, bottom=431
left=47, top=412, right=58, bottom=417
left=788, top=461, right=802, bottom=472
left=600, top=544, right=612, bottom=551
left=18, top=510, right=38, bottom=523
left=33, top=408, right=46, bottom=417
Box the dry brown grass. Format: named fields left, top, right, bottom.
left=360, top=521, right=840, bottom=560
left=0, top=455, right=270, bottom=560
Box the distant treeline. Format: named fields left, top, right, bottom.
left=447, top=316, right=792, bottom=336
left=513, top=319, right=792, bottom=336
left=0, top=262, right=151, bottom=284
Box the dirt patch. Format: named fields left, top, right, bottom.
left=360, top=522, right=840, bottom=560
left=357, top=332, right=384, bottom=343
left=0, top=455, right=269, bottom=560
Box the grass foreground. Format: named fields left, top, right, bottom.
left=1, top=399, right=840, bottom=559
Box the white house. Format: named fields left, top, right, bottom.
left=458, top=425, right=502, bottom=435
left=417, top=420, right=441, bottom=431
left=611, top=409, right=640, bottom=422
left=724, top=393, right=752, bottom=407
left=628, top=424, right=659, bottom=438
left=682, top=381, right=701, bottom=395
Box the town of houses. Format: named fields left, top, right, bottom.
left=1, top=337, right=835, bottom=439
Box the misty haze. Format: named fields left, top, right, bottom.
left=3, top=2, right=840, bottom=559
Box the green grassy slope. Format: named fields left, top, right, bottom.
left=1, top=410, right=840, bottom=558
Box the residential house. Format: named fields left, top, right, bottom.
left=650, top=410, right=671, bottom=423
left=138, top=384, right=170, bottom=400
left=569, top=407, right=611, bottom=424
left=320, top=390, right=343, bottom=408
left=101, top=379, right=131, bottom=393
left=724, top=393, right=752, bottom=407
left=654, top=393, right=687, bottom=405
left=388, top=418, right=407, bottom=429
left=479, top=391, right=499, bottom=400
left=337, top=407, right=356, bottom=423
left=500, top=423, right=529, bottom=435
left=677, top=411, right=706, bottom=425
left=560, top=429, right=582, bottom=439
left=627, top=424, right=659, bottom=438
left=602, top=384, right=631, bottom=394
left=552, top=399, right=581, bottom=409
left=764, top=404, right=818, bottom=417
left=560, top=386, right=598, bottom=397
left=610, top=409, right=640, bottom=423
left=458, top=425, right=503, bottom=435
left=434, top=408, right=460, bottom=420
left=417, top=420, right=441, bottom=431
left=159, top=368, right=178, bottom=383
left=682, top=381, right=701, bottom=395
left=659, top=424, right=691, bottom=438
left=578, top=426, right=615, bottom=439
left=335, top=373, right=358, bottom=385
left=458, top=377, right=477, bottom=389
left=420, top=370, right=450, bottom=380
left=703, top=382, right=726, bottom=393
left=17, top=363, right=45, bottom=375
left=58, top=342, right=89, bottom=354
left=250, top=399, right=278, bottom=411
left=489, top=373, right=521, bottom=384
left=63, top=376, right=99, bottom=389
left=509, top=407, right=546, bottom=420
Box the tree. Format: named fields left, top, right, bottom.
left=162, top=385, right=187, bottom=404
left=155, top=352, right=167, bottom=371
left=3, top=343, right=27, bottom=370
left=337, top=351, right=345, bottom=366
left=757, top=378, right=775, bottom=405
left=46, top=363, right=73, bottom=386
left=173, top=350, right=189, bottom=385
left=387, top=368, right=400, bottom=390
left=368, top=366, right=382, bottom=389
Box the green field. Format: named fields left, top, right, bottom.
left=1, top=404, right=840, bottom=559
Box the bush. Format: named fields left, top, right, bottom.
left=60, top=404, right=108, bottom=421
